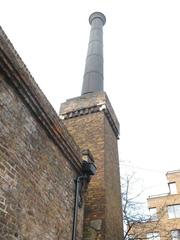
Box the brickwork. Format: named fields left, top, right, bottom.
left=0, top=27, right=85, bottom=240
left=60, top=92, right=124, bottom=240
left=167, top=170, right=180, bottom=194
left=0, top=72, right=82, bottom=239
left=65, top=112, right=106, bottom=239
left=104, top=116, right=124, bottom=239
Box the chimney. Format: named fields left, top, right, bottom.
left=60, top=12, right=124, bottom=239
left=81, top=12, right=106, bottom=95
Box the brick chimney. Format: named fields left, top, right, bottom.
left=60, top=12, right=124, bottom=240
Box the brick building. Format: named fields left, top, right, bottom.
left=0, top=12, right=124, bottom=240
left=129, top=170, right=180, bottom=240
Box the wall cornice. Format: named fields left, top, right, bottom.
left=60, top=92, right=120, bottom=139
left=60, top=103, right=119, bottom=139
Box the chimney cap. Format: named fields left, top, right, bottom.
left=89, top=12, right=106, bottom=26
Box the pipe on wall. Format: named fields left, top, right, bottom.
left=72, top=175, right=88, bottom=240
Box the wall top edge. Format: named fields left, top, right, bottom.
left=0, top=26, right=82, bottom=173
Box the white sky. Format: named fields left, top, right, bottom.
left=1, top=0, right=180, bottom=202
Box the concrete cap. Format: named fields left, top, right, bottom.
left=89, top=12, right=106, bottom=26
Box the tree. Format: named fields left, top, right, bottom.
left=121, top=173, right=150, bottom=240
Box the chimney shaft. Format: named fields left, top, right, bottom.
left=81, top=12, right=106, bottom=95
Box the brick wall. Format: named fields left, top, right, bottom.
left=0, top=27, right=84, bottom=240
left=167, top=171, right=180, bottom=194
left=60, top=92, right=124, bottom=240
left=104, top=116, right=124, bottom=240
left=61, top=112, right=106, bottom=239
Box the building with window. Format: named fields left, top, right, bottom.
left=129, top=170, right=180, bottom=240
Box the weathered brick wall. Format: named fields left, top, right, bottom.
left=60, top=92, right=124, bottom=240
left=104, top=116, right=124, bottom=240
left=61, top=112, right=106, bottom=239
left=0, top=70, right=84, bottom=240
left=0, top=25, right=86, bottom=239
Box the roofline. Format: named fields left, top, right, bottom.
left=148, top=192, right=170, bottom=199
left=166, top=169, right=180, bottom=175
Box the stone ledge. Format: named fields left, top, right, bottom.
left=0, top=26, right=82, bottom=173
left=60, top=103, right=119, bottom=139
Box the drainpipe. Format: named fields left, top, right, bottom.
left=72, top=150, right=96, bottom=240
left=72, top=175, right=88, bottom=240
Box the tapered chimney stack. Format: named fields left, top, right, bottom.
left=81, top=12, right=106, bottom=95
left=60, top=12, right=124, bottom=240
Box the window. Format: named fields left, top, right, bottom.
left=169, top=182, right=177, bottom=194
left=147, top=232, right=160, bottom=240
left=149, top=208, right=158, bottom=221
left=171, top=230, right=180, bottom=240
left=168, top=205, right=180, bottom=219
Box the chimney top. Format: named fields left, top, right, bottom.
left=89, top=12, right=106, bottom=26
left=81, top=12, right=106, bottom=95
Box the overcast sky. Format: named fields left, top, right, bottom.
left=1, top=0, right=180, bottom=202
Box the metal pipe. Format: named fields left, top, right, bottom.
left=81, top=12, right=106, bottom=95
left=72, top=175, right=87, bottom=240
